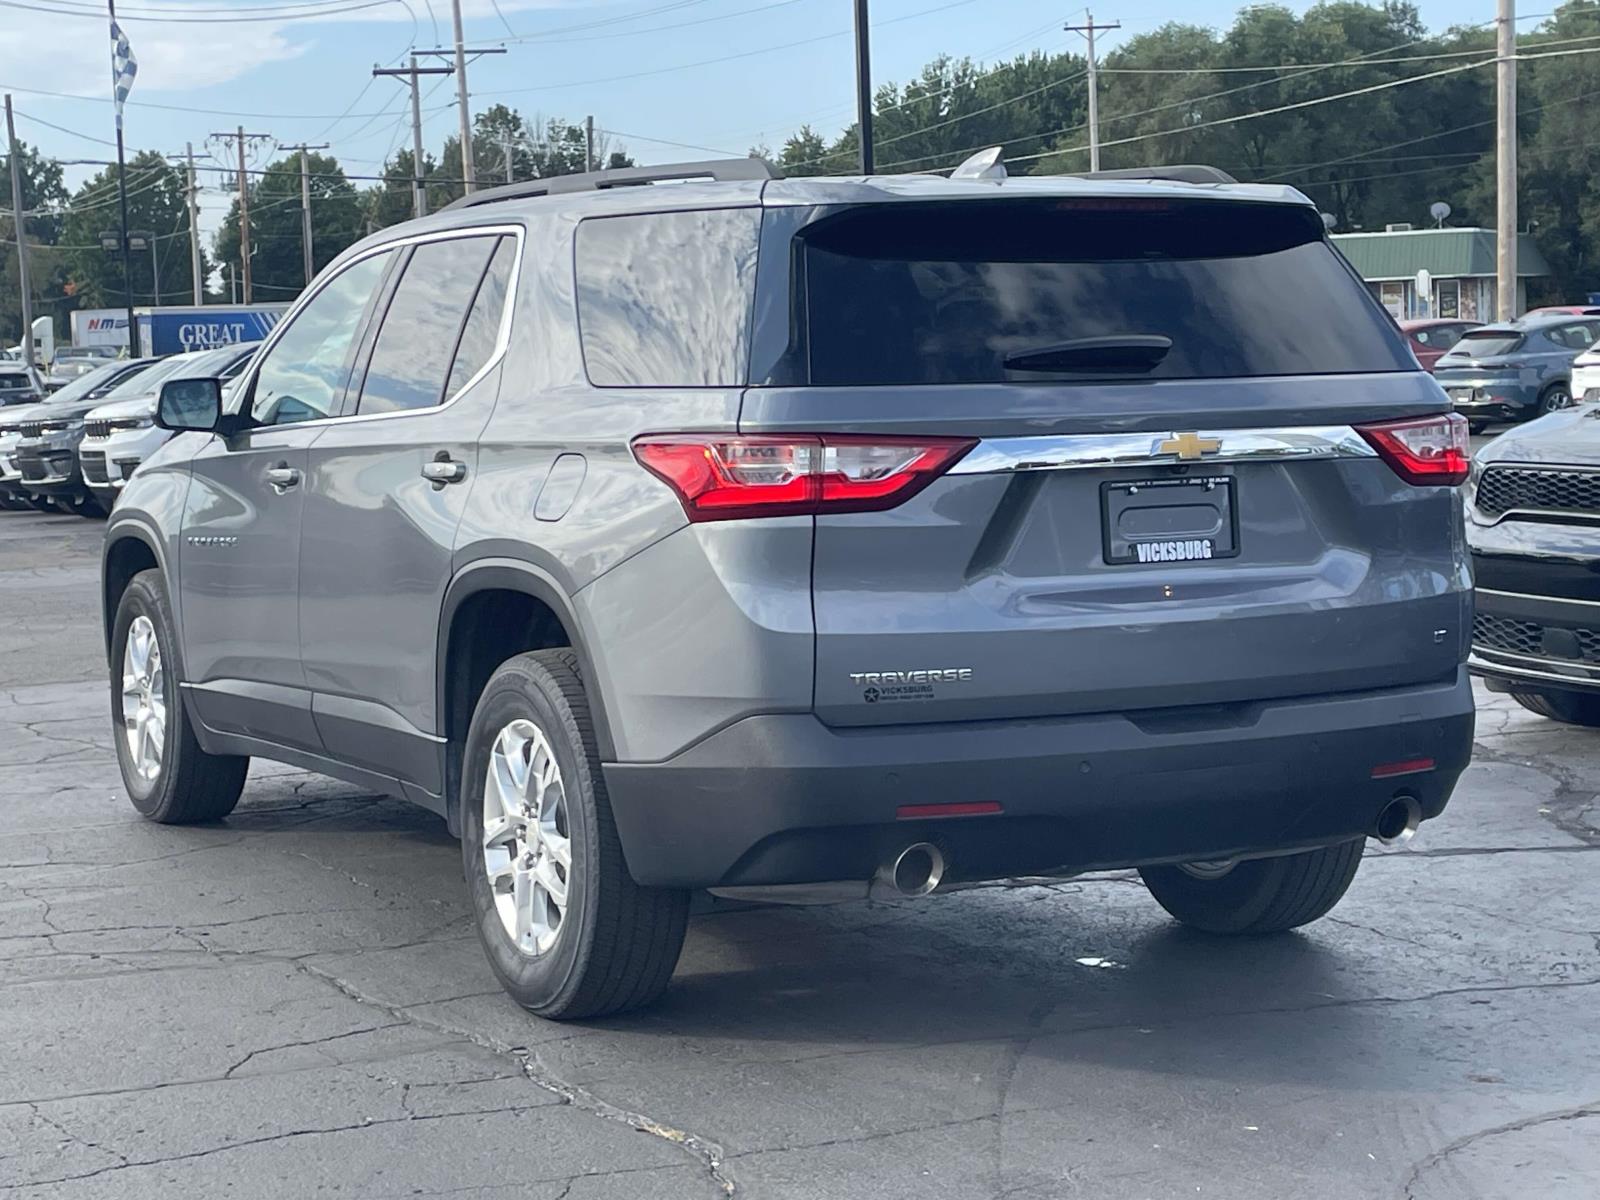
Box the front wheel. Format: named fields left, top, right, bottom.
left=461, top=649, right=689, bottom=1019
left=1139, top=840, right=1364, bottom=934
left=111, top=570, right=249, bottom=822
left=1511, top=689, right=1600, bottom=726
left=1538, top=384, right=1572, bottom=416
left=1467, top=420, right=1490, bottom=436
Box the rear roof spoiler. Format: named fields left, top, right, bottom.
left=947, top=149, right=1237, bottom=186
left=442, top=157, right=782, bottom=211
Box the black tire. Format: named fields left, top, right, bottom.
left=1511, top=689, right=1600, bottom=727
left=1467, top=420, right=1489, bottom=436
left=1538, top=383, right=1572, bottom=416
left=69, top=493, right=107, bottom=519
left=1139, top=840, right=1364, bottom=935
left=25, top=495, right=54, bottom=513
left=460, top=649, right=688, bottom=1020
left=110, top=569, right=249, bottom=823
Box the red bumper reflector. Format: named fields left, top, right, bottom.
left=896, top=801, right=1003, bottom=820
left=1371, top=757, right=1435, bottom=779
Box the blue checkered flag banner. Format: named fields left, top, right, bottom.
left=110, top=20, right=137, bottom=130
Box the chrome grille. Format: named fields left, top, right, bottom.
left=18, top=420, right=44, bottom=438
left=84, top=419, right=113, bottom=439
left=1476, top=467, right=1600, bottom=518
left=1474, top=613, right=1600, bottom=661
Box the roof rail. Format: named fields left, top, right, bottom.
left=1071, top=165, right=1238, bottom=185
left=442, top=157, right=782, bottom=211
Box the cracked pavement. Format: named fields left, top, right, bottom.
left=3, top=506, right=1599, bottom=1198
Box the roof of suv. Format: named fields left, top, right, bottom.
left=348, top=158, right=1317, bottom=258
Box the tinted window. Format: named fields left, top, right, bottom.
left=576, top=209, right=760, bottom=386
left=793, top=200, right=1414, bottom=385
left=358, top=237, right=499, bottom=415
left=1412, top=326, right=1466, bottom=349
left=1450, top=330, right=1524, bottom=357
left=251, top=251, right=392, bottom=426
left=1549, top=322, right=1600, bottom=350
left=445, top=237, right=515, bottom=399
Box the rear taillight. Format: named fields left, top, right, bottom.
left=1355, top=414, right=1470, bottom=486
left=632, top=434, right=975, bottom=522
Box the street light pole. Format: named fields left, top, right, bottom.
left=853, top=0, right=873, bottom=174
left=4, top=94, right=37, bottom=378
left=1496, top=0, right=1518, bottom=320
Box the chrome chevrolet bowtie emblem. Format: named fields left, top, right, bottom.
left=1157, top=432, right=1222, bottom=460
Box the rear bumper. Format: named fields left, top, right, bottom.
left=604, top=670, right=1475, bottom=888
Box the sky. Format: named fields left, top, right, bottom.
left=1, top=0, right=1486, bottom=248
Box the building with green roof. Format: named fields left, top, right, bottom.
left=1331, top=227, right=1551, bottom=322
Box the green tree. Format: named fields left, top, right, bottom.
left=59, top=152, right=195, bottom=311
left=1, top=139, right=68, bottom=344
left=213, top=152, right=364, bottom=300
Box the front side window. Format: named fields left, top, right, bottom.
left=357, top=235, right=501, bottom=416
left=576, top=209, right=760, bottom=387
left=250, top=251, right=393, bottom=426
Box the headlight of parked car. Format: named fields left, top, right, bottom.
left=109, top=417, right=155, bottom=431
left=39, top=420, right=79, bottom=433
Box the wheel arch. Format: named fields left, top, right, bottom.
left=437, top=559, right=616, bottom=831
left=102, top=522, right=169, bottom=658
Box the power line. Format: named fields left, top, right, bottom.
left=0, top=0, right=402, bottom=22
left=0, top=79, right=450, bottom=121
left=478, top=0, right=983, bottom=97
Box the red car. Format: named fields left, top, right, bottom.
left=1525, top=305, right=1600, bottom=318
left=1399, top=318, right=1480, bottom=372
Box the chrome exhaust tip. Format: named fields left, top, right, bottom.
left=876, top=842, right=945, bottom=897
left=1373, top=794, right=1422, bottom=846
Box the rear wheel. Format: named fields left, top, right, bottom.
left=1511, top=689, right=1600, bottom=727
left=1538, top=383, right=1572, bottom=416
left=1139, top=840, right=1364, bottom=934
left=1466, top=420, right=1490, bottom=436
left=461, top=649, right=689, bottom=1019
left=111, top=570, right=249, bottom=822
left=25, top=494, right=54, bottom=513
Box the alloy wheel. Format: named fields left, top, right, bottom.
left=121, top=614, right=166, bottom=782
left=482, top=718, right=572, bottom=956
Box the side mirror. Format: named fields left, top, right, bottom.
left=156, top=378, right=223, bottom=433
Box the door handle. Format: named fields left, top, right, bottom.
left=422, top=455, right=467, bottom=487
left=266, top=464, right=301, bottom=492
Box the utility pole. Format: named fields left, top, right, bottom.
left=374, top=57, right=454, bottom=219
left=185, top=142, right=202, bottom=304
left=1066, top=10, right=1120, bottom=172
left=853, top=0, right=872, bottom=173
left=210, top=127, right=271, bottom=303
left=584, top=115, right=596, bottom=173
left=1496, top=0, right=1517, bottom=320
left=502, top=130, right=514, bottom=182
left=415, top=43, right=505, bottom=196
left=149, top=233, right=159, bottom=304
left=281, top=141, right=328, bottom=286
left=4, top=94, right=37, bottom=379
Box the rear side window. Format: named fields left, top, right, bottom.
left=576, top=209, right=760, bottom=387
left=793, top=200, right=1415, bottom=385
left=359, top=235, right=500, bottom=415
left=445, top=237, right=516, bottom=399
left=1547, top=322, right=1600, bottom=350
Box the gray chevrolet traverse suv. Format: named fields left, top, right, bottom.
left=102, top=157, right=1476, bottom=1018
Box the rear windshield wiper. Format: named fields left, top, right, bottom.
left=1002, top=335, right=1173, bottom=373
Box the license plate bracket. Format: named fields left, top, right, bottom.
left=1101, top=475, right=1239, bottom=565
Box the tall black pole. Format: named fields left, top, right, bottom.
left=854, top=0, right=873, bottom=174
left=109, top=0, right=139, bottom=356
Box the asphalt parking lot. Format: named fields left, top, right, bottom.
left=2, top=504, right=1598, bottom=1200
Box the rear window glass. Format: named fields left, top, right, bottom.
left=576, top=209, right=760, bottom=387
left=795, top=200, right=1414, bottom=385
left=1451, top=331, right=1524, bottom=357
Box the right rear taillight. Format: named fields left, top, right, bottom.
left=1355, top=414, right=1470, bottom=486
left=632, top=434, right=974, bottom=522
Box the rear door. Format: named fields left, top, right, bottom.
left=297, top=230, right=518, bottom=795
left=742, top=196, right=1468, bottom=726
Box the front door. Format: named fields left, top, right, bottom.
left=178, top=249, right=397, bottom=749
left=298, top=231, right=519, bottom=796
